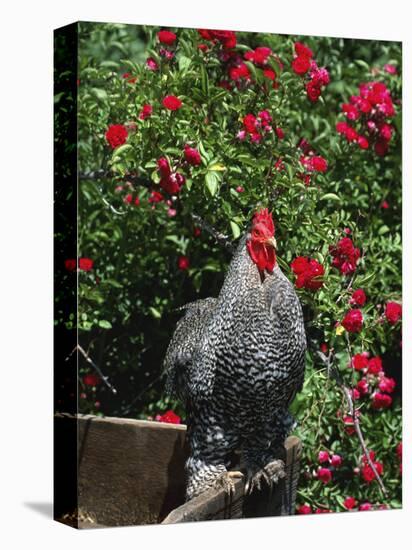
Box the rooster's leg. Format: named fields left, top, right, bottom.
left=185, top=418, right=240, bottom=500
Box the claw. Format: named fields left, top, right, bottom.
left=245, top=459, right=285, bottom=495
left=213, top=470, right=244, bottom=496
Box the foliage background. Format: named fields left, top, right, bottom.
left=61, top=22, right=402, bottom=513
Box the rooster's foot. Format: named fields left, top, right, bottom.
left=245, top=459, right=285, bottom=494
left=213, top=470, right=244, bottom=496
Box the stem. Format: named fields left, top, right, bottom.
left=191, top=213, right=234, bottom=252
left=316, top=350, right=388, bottom=498
left=67, top=345, right=117, bottom=395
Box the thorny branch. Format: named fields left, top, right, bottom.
left=191, top=213, right=235, bottom=252
left=66, top=344, right=118, bottom=395
left=316, top=350, right=388, bottom=498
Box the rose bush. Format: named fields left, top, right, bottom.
left=67, top=23, right=402, bottom=512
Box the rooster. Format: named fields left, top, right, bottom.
left=164, top=209, right=306, bottom=500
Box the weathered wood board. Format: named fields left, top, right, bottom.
left=54, top=413, right=301, bottom=528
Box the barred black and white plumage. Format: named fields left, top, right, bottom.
left=164, top=220, right=306, bottom=500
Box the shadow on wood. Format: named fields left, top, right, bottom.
left=54, top=413, right=301, bottom=528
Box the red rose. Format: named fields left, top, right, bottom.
left=350, top=289, right=367, bottom=307
left=105, top=124, right=128, bottom=149
left=162, top=95, right=182, bottom=111
left=158, top=30, right=176, bottom=45
left=311, top=156, right=328, bottom=172
left=342, top=309, right=363, bottom=333
left=263, top=68, right=276, bottom=80
left=330, top=454, right=342, bottom=468
left=148, top=191, right=164, bottom=204
left=379, top=123, right=393, bottom=141
left=291, top=256, right=324, bottom=291
left=359, top=502, right=373, bottom=511
left=79, top=258, right=94, bottom=272
left=155, top=409, right=181, bottom=424
left=330, top=237, right=360, bottom=275
left=317, top=467, right=332, bottom=484
left=83, top=373, right=100, bottom=386
left=157, top=157, right=171, bottom=178
left=337, top=237, right=355, bottom=256
left=243, top=114, right=257, bottom=134
left=352, top=353, right=369, bottom=371
left=146, top=57, right=159, bottom=71
left=306, top=80, right=322, bottom=102
left=178, top=255, right=190, bottom=271
left=342, top=103, right=360, bottom=120
left=320, top=342, right=328, bottom=354
left=318, top=451, right=329, bottom=463
left=160, top=172, right=185, bottom=195
left=371, top=392, right=392, bottom=410
left=336, top=121, right=348, bottom=134
left=297, top=504, right=312, bottom=515
left=345, top=126, right=358, bottom=142
left=193, top=227, right=201, bottom=237
left=124, top=194, right=133, bottom=204
left=344, top=497, right=357, bottom=510
left=367, top=356, right=383, bottom=375
left=275, top=127, right=285, bottom=139
left=229, top=63, right=251, bottom=81
left=64, top=259, right=77, bottom=271
left=361, top=461, right=383, bottom=482
left=378, top=376, right=396, bottom=393
left=357, top=136, right=369, bottom=149
left=294, top=42, right=313, bottom=58
left=253, top=46, right=272, bottom=65
left=291, top=256, right=309, bottom=275
left=236, top=186, right=244, bottom=193
left=292, top=55, right=311, bottom=75
left=258, top=110, right=272, bottom=127
left=198, top=29, right=212, bottom=40
left=357, top=378, right=369, bottom=396
left=212, top=30, right=237, bottom=49
left=139, top=104, right=153, bottom=120
left=375, top=139, right=389, bottom=156
left=184, top=145, right=202, bottom=166
left=384, top=63, right=397, bottom=74
left=385, top=301, right=402, bottom=324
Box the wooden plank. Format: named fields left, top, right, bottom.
left=55, top=413, right=188, bottom=527
left=162, top=436, right=302, bottom=523
left=55, top=414, right=301, bottom=527
left=162, top=479, right=245, bottom=524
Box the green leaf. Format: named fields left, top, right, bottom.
left=98, top=320, right=112, bottom=329
left=208, top=163, right=226, bottom=171
left=112, top=144, right=132, bottom=157
left=90, top=88, right=108, bottom=102
left=205, top=172, right=219, bottom=196
left=148, top=307, right=162, bottom=319
left=230, top=220, right=241, bottom=239
left=320, top=193, right=341, bottom=202
left=178, top=54, right=191, bottom=73
left=200, top=65, right=209, bottom=97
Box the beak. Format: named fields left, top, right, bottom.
left=266, top=236, right=277, bottom=249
